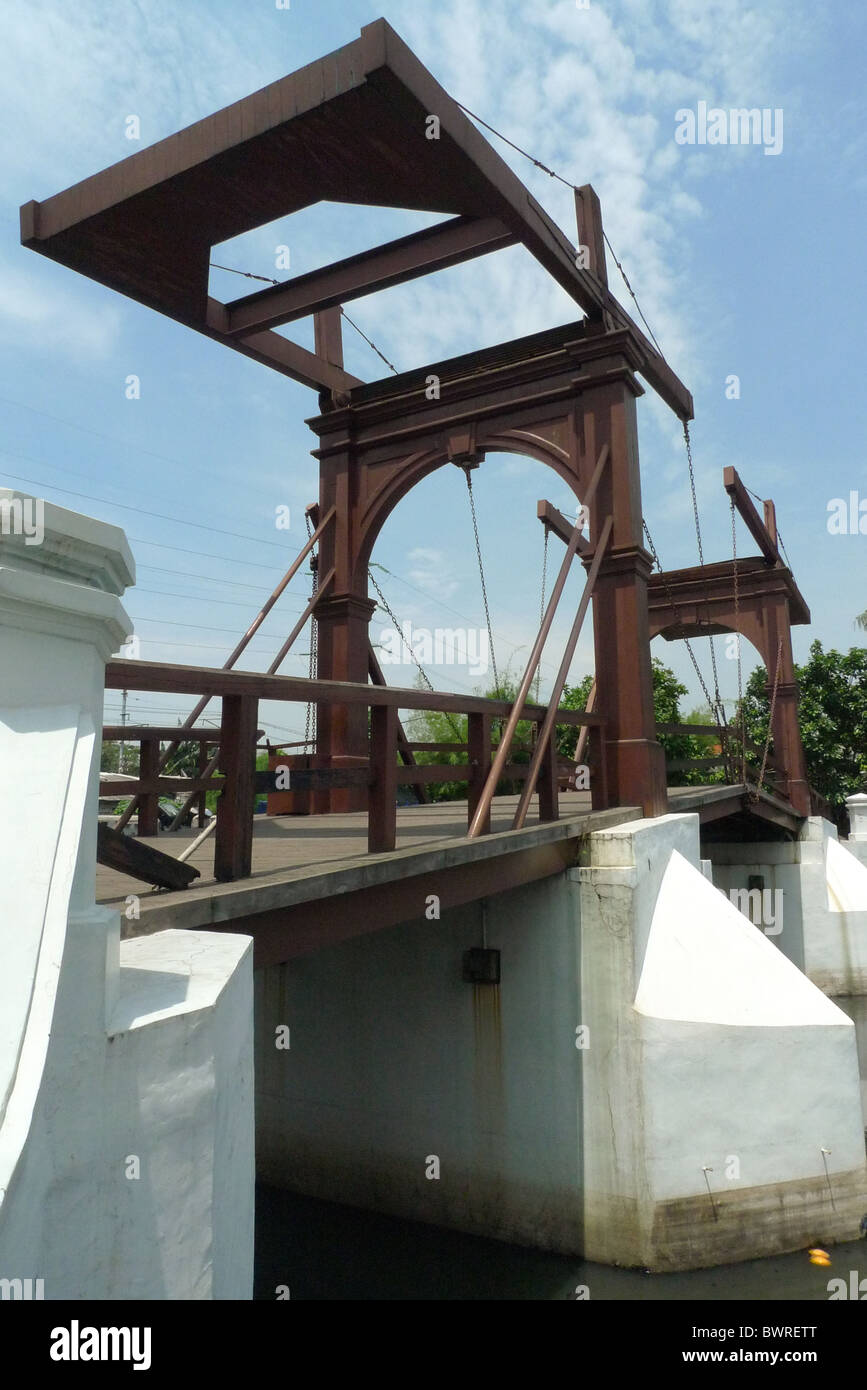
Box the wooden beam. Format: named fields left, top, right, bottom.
left=215, top=694, right=258, bottom=882
left=314, top=306, right=345, bottom=370
left=723, top=466, right=781, bottom=565
left=205, top=300, right=362, bottom=395
left=226, top=217, right=516, bottom=336
left=574, top=185, right=608, bottom=287
left=369, top=703, right=398, bottom=852
left=96, top=822, right=200, bottom=891
left=537, top=498, right=591, bottom=555
left=104, top=659, right=599, bottom=723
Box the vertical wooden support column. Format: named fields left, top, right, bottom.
left=197, top=742, right=208, bottom=828
left=467, top=712, right=492, bottom=835
left=584, top=377, right=668, bottom=816
left=536, top=721, right=559, bottom=823
left=588, top=723, right=609, bottom=810
left=369, top=702, right=398, bottom=852
left=137, top=734, right=159, bottom=836
left=215, top=693, right=258, bottom=882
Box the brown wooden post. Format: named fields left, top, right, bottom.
left=215, top=694, right=258, bottom=881
left=582, top=375, right=668, bottom=816
left=574, top=184, right=608, bottom=287
left=588, top=722, right=609, bottom=810
left=467, top=712, right=492, bottom=835
left=197, top=741, right=208, bottom=828
left=137, top=735, right=160, bottom=836
left=369, top=702, right=398, bottom=852
left=537, top=721, right=559, bottom=823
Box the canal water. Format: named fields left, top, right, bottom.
left=254, top=1185, right=867, bottom=1301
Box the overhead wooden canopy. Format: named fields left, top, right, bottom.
left=20, top=18, right=693, bottom=418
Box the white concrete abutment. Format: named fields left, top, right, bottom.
left=0, top=491, right=254, bottom=1299
left=257, top=810, right=867, bottom=1271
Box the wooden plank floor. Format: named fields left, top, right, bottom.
left=96, top=783, right=800, bottom=920
left=96, top=792, right=596, bottom=908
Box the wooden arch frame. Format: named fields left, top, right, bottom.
left=307, top=319, right=668, bottom=816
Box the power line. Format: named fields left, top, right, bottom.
left=0, top=394, right=281, bottom=506
left=130, top=537, right=285, bottom=572
left=0, top=460, right=294, bottom=551
left=136, top=585, right=306, bottom=612
left=138, top=563, right=275, bottom=592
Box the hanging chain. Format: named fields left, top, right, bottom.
left=642, top=520, right=718, bottom=720
left=754, top=640, right=783, bottom=802
left=368, top=568, right=434, bottom=691
left=368, top=567, right=464, bottom=743
left=461, top=465, right=501, bottom=697
left=682, top=422, right=734, bottom=776
left=303, top=513, right=318, bottom=751
left=731, top=498, right=746, bottom=787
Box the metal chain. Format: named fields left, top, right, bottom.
left=642, top=519, right=718, bottom=720
left=754, top=639, right=783, bottom=801
left=682, top=422, right=733, bottom=774
left=461, top=465, right=501, bottom=697
left=731, top=497, right=746, bottom=786
left=368, top=567, right=464, bottom=742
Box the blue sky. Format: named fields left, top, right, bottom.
left=1, top=0, right=865, bottom=742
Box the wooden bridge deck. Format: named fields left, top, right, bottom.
left=99, top=783, right=804, bottom=966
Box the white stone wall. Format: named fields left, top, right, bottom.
left=257, top=876, right=586, bottom=1253
left=578, top=814, right=867, bottom=1269
left=0, top=492, right=254, bottom=1299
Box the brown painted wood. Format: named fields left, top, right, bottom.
left=368, top=703, right=398, bottom=852
left=104, top=659, right=593, bottom=723
left=368, top=641, right=427, bottom=804
left=227, top=217, right=516, bottom=334
left=215, top=694, right=258, bottom=882
left=137, top=735, right=160, bottom=837
left=536, top=726, right=559, bottom=823
left=723, top=466, right=781, bottom=565
left=96, top=822, right=200, bottom=891
left=233, top=837, right=579, bottom=966
left=21, top=20, right=692, bottom=417
left=102, top=725, right=220, bottom=742
left=467, top=713, right=493, bottom=836
left=574, top=185, right=608, bottom=287
left=314, top=306, right=345, bottom=370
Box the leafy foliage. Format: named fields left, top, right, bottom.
left=556, top=658, right=721, bottom=786
left=735, top=640, right=867, bottom=806
left=404, top=672, right=534, bottom=803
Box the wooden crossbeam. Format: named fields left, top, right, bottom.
left=96, top=822, right=200, bottom=891
left=205, top=300, right=362, bottom=395
left=537, top=498, right=591, bottom=555
left=225, top=217, right=516, bottom=337
left=723, top=466, right=781, bottom=565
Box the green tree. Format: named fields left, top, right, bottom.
left=405, top=670, right=535, bottom=803
left=734, top=640, right=867, bottom=807
left=556, top=658, right=721, bottom=786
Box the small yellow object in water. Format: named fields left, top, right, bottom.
left=808, top=1248, right=831, bottom=1266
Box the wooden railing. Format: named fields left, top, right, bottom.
left=655, top=722, right=784, bottom=791
left=103, top=660, right=605, bottom=883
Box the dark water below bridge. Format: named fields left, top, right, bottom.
left=254, top=1186, right=867, bottom=1301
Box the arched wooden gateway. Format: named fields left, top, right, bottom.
left=22, top=17, right=816, bottom=874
